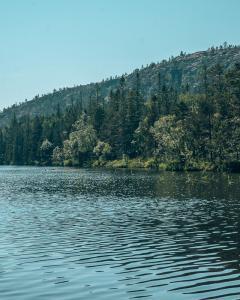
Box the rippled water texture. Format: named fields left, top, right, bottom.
left=1, top=167, right=240, bottom=299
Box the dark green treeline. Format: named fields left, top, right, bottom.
left=0, top=62, right=240, bottom=171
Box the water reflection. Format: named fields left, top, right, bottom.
left=0, top=166, right=240, bottom=299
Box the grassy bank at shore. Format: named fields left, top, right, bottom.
left=88, top=158, right=240, bottom=172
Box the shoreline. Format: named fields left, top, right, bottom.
left=2, top=157, right=240, bottom=173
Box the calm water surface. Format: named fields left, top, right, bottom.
left=1, top=166, right=240, bottom=299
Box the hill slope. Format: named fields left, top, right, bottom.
left=0, top=45, right=240, bottom=127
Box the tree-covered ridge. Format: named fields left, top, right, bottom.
left=0, top=58, right=240, bottom=171
left=0, top=44, right=239, bottom=128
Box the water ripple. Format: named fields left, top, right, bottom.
left=0, top=166, right=240, bottom=299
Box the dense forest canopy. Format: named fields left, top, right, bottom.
left=0, top=44, right=240, bottom=171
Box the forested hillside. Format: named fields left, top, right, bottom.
left=0, top=44, right=239, bottom=127
left=0, top=44, right=240, bottom=171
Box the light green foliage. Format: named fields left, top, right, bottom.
left=70, top=114, right=97, bottom=153
left=105, top=159, right=127, bottom=168
left=40, top=139, right=53, bottom=152
left=40, top=139, right=54, bottom=165
left=63, top=114, right=97, bottom=165
left=63, top=139, right=77, bottom=161
left=151, top=115, right=186, bottom=161
left=52, top=146, right=64, bottom=166
left=93, top=141, right=112, bottom=160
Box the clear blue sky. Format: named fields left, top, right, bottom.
left=0, top=0, right=239, bottom=110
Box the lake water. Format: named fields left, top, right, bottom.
left=1, top=166, right=240, bottom=300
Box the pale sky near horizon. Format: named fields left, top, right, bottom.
left=0, top=0, right=240, bottom=110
